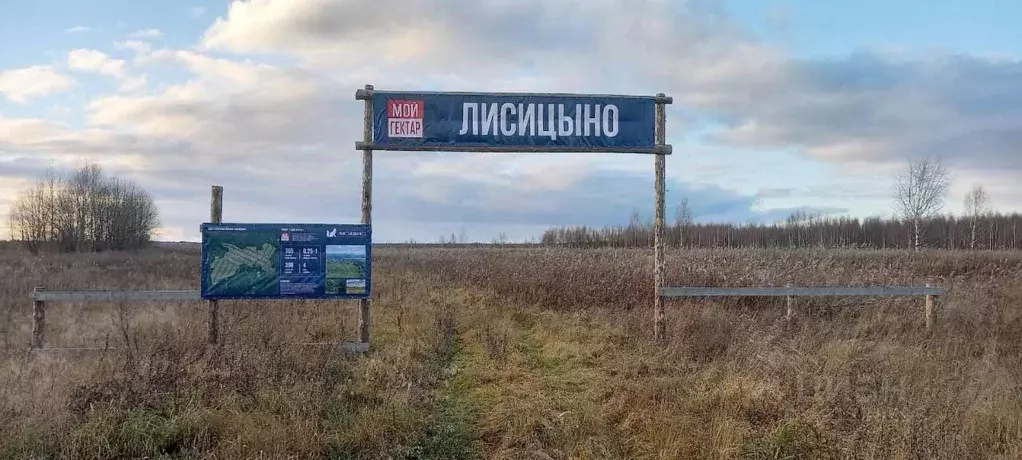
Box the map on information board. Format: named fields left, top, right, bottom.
left=200, top=223, right=371, bottom=300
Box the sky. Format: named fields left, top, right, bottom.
left=1, top=0, right=1021, bottom=243
left=326, top=245, right=366, bottom=258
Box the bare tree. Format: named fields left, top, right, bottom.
left=8, top=163, right=159, bottom=253
left=893, top=156, right=951, bottom=252
left=674, top=197, right=693, bottom=247
left=674, top=198, right=693, bottom=226
left=492, top=231, right=509, bottom=245
left=626, top=207, right=642, bottom=247
left=964, top=184, right=990, bottom=250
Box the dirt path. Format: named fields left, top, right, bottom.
left=441, top=289, right=636, bottom=459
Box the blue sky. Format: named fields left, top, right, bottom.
left=727, top=0, right=1022, bottom=58
left=2, top=0, right=1021, bottom=243
left=326, top=245, right=366, bottom=258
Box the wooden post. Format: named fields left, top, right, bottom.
left=653, top=94, right=667, bottom=342
left=208, top=185, right=222, bottom=345
left=359, top=84, right=374, bottom=345
left=785, top=283, right=794, bottom=320
left=32, top=285, right=45, bottom=349
left=924, top=283, right=934, bottom=331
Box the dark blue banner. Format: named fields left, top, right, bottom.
left=200, top=223, right=371, bottom=300
left=370, top=92, right=657, bottom=152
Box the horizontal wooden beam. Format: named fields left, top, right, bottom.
left=356, top=88, right=674, bottom=104
left=14, top=341, right=370, bottom=353
left=355, top=142, right=672, bottom=155
left=661, top=286, right=945, bottom=298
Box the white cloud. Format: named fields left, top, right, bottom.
left=68, top=49, right=126, bottom=77
left=48, top=104, right=73, bottom=119
left=699, top=54, right=1022, bottom=173
left=85, top=52, right=351, bottom=149
left=198, top=0, right=602, bottom=83
left=114, top=40, right=153, bottom=55
left=0, top=117, right=61, bottom=143
left=64, top=26, right=91, bottom=34
left=0, top=66, right=74, bottom=103
left=0, top=116, right=197, bottom=176
left=129, top=29, right=163, bottom=39
left=67, top=49, right=149, bottom=94
left=139, top=49, right=281, bottom=86
left=194, top=0, right=794, bottom=107
left=945, top=168, right=1022, bottom=215
left=117, top=74, right=148, bottom=93
left=193, top=0, right=1022, bottom=176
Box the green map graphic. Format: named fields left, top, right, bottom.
left=203, top=231, right=279, bottom=297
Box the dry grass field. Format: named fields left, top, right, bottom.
left=2, top=245, right=1022, bottom=459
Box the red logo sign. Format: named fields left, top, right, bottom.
left=387, top=99, right=424, bottom=138
left=388, top=100, right=423, bottom=118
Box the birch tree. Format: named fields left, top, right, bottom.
left=893, top=156, right=951, bottom=252
left=964, top=184, right=990, bottom=250
left=674, top=197, right=693, bottom=247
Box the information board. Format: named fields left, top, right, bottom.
left=200, top=223, right=371, bottom=300
left=367, top=91, right=661, bottom=153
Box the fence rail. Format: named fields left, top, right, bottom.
left=26, top=286, right=368, bottom=352
left=13, top=342, right=370, bottom=354
left=31, top=290, right=201, bottom=302
left=662, top=286, right=945, bottom=297
left=661, top=284, right=943, bottom=329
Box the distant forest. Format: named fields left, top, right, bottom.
left=540, top=211, right=1022, bottom=250
left=540, top=157, right=1022, bottom=251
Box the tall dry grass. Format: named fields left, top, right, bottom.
left=0, top=246, right=478, bottom=459
left=381, top=246, right=1022, bottom=458
left=1, top=245, right=1021, bottom=458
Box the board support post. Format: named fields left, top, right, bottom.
left=785, top=283, right=795, bottom=320
left=925, top=282, right=934, bottom=331
left=359, top=84, right=374, bottom=345
left=208, top=185, right=222, bottom=345
left=32, top=285, right=45, bottom=349
left=653, top=93, right=668, bottom=342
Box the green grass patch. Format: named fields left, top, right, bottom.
left=326, top=260, right=365, bottom=278
left=396, top=392, right=484, bottom=460
left=448, top=301, right=631, bottom=458
left=741, top=420, right=835, bottom=460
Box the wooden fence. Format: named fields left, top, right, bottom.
left=25, top=283, right=945, bottom=351
left=27, top=286, right=368, bottom=353
left=661, top=284, right=945, bottom=329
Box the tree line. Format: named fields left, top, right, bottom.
left=8, top=164, right=160, bottom=254
left=541, top=157, right=1022, bottom=251
left=539, top=212, right=1022, bottom=250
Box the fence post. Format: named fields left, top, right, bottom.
left=924, top=283, right=934, bottom=331
left=785, top=283, right=794, bottom=320
left=208, top=185, right=223, bottom=345
left=32, top=285, right=45, bottom=349
left=359, top=84, right=374, bottom=345
left=653, top=93, right=667, bottom=342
